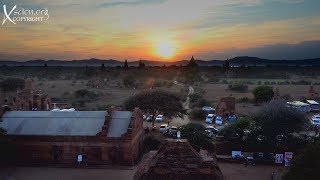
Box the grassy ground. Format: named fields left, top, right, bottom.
left=34, top=79, right=319, bottom=112
left=1, top=66, right=319, bottom=113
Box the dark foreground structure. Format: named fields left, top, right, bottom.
left=0, top=107, right=144, bottom=166
left=134, top=139, right=223, bottom=180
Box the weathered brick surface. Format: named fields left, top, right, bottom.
left=134, top=139, right=223, bottom=180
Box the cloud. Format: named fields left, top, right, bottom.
left=195, top=40, right=320, bottom=60
left=100, top=0, right=167, bottom=8
left=1, top=0, right=320, bottom=61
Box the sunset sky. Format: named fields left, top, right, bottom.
left=1, top=0, right=320, bottom=61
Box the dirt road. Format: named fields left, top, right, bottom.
left=0, top=162, right=287, bottom=180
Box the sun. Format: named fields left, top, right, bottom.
left=154, top=41, right=175, bottom=59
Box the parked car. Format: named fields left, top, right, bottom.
left=227, top=115, right=237, bottom=122
left=205, top=114, right=216, bottom=124
left=311, top=114, right=320, bottom=127
left=205, top=125, right=219, bottom=137
left=206, top=125, right=219, bottom=133
left=170, top=126, right=178, bottom=133
left=202, top=106, right=215, bottom=113
left=311, top=118, right=320, bottom=127
left=215, top=116, right=223, bottom=125
left=156, top=115, right=164, bottom=122
left=146, top=115, right=153, bottom=122
left=159, top=124, right=170, bottom=133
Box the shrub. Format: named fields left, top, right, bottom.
left=190, top=109, right=207, bottom=120
left=252, top=86, right=274, bottom=103
left=228, top=83, right=248, bottom=92
left=236, top=97, right=250, bottom=103
left=219, top=117, right=252, bottom=140
left=74, top=89, right=99, bottom=99
left=179, top=123, right=215, bottom=152
left=194, top=98, right=211, bottom=108
left=220, top=79, right=228, bottom=84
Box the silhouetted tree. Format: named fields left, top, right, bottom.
left=251, top=101, right=308, bottom=142
left=123, top=60, right=129, bottom=69
left=100, top=63, right=106, bottom=71
left=179, top=123, right=215, bottom=152
left=124, top=90, right=185, bottom=127
left=284, top=139, right=320, bottom=180
left=138, top=60, right=145, bottom=68
left=223, top=58, right=230, bottom=70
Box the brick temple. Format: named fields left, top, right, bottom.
left=215, top=97, right=235, bottom=118
left=0, top=107, right=144, bottom=166
left=12, top=78, right=52, bottom=111
left=134, top=139, right=223, bottom=180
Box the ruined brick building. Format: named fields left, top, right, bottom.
left=12, top=78, right=52, bottom=111
left=0, top=107, right=144, bottom=166
left=308, top=84, right=319, bottom=99
left=134, top=139, right=223, bottom=180
left=215, top=97, right=235, bottom=118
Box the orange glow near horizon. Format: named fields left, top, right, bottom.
left=153, top=41, right=175, bottom=59
left=0, top=1, right=320, bottom=61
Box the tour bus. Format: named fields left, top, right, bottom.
left=306, top=100, right=320, bottom=112
left=286, top=101, right=311, bottom=113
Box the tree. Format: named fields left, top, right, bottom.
left=124, top=90, right=185, bottom=127
left=228, top=83, right=248, bottom=92
left=138, top=60, right=145, bottom=68
left=190, top=109, right=207, bottom=120
left=219, top=117, right=252, bottom=140
left=223, top=58, right=230, bottom=70
left=179, top=123, right=215, bottom=152
left=100, top=63, right=106, bottom=71
left=0, top=78, right=25, bottom=92
left=251, top=100, right=308, bottom=144
left=252, top=85, right=274, bottom=103
left=73, top=89, right=99, bottom=100
left=284, top=139, right=320, bottom=180
left=123, top=60, right=129, bottom=69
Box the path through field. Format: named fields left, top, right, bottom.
left=170, top=82, right=194, bottom=127
left=182, top=86, right=194, bottom=110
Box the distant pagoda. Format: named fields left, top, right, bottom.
left=187, top=56, right=198, bottom=68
